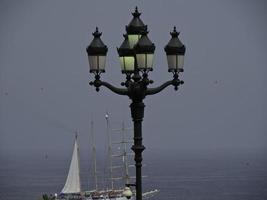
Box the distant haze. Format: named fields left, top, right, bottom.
left=0, top=0, right=267, bottom=157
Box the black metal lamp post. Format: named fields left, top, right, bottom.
left=86, top=7, right=186, bottom=200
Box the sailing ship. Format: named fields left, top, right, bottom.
left=54, top=114, right=158, bottom=200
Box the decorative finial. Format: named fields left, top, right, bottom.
left=92, top=27, right=102, bottom=37
left=132, top=6, right=141, bottom=17
left=75, top=130, right=78, bottom=139
left=170, top=26, right=180, bottom=37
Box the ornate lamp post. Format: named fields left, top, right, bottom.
left=86, top=7, right=186, bottom=200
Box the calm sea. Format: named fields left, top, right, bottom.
left=0, top=149, right=267, bottom=200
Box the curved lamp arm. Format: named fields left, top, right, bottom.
left=146, top=80, right=173, bottom=95
left=100, top=81, right=128, bottom=96
left=146, top=77, right=183, bottom=95
left=90, top=78, right=128, bottom=96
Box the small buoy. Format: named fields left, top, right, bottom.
left=123, top=187, right=132, bottom=199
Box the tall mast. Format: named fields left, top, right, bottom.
left=111, top=122, right=133, bottom=187
left=122, top=121, right=130, bottom=184
left=91, top=120, right=98, bottom=191
left=105, top=113, right=114, bottom=190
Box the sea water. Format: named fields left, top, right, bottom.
left=0, top=149, right=267, bottom=200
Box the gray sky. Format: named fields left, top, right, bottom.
left=0, top=0, right=267, bottom=157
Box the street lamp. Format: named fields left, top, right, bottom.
left=126, top=7, right=147, bottom=48
left=86, top=7, right=186, bottom=200
left=117, top=34, right=135, bottom=73
left=86, top=27, right=108, bottom=73
left=164, top=26, right=186, bottom=73
left=135, top=30, right=155, bottom=71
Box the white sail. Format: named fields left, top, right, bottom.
left=61, top=135, right=81, bottom=194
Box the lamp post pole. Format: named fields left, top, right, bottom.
left=86, top=7, right=186, bottom=200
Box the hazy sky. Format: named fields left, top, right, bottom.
left=0, top=0, right=267, bottom=157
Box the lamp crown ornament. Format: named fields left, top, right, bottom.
left=164, top=26, right=185, bottom=54
left=170, top=26, right=180, bottom=37
left=126, top=7, right=147, bottom=34
left=86, top=27, right=108, bottom=55
left=135, top=31, right=155, bottom=53
left=117, top=34, right=134, bottom=56
left=132, top=6, right=141, bottom=17
left=92, top=27, right=102, bottom=37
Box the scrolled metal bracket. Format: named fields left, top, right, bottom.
left=89, top=74, right=128, bottom=95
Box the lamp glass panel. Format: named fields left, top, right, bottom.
left=167, top=55, right=176, bottom=70
left=88, top=55, right=106, bottom=71
left=136, top=54, right=154, bottom=70
left=146, top=54, right=154, bottom=69
left=88, top=55, right=97, bottom=71
left=98, top=56, right=106, bottom=71
left=178, top=55, right=184, bottom=69
left=167, top=55, right=184, bottom=70
left=128, top=34, right=141, bottom=48
left=119, top=56, right=135, bottom=72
